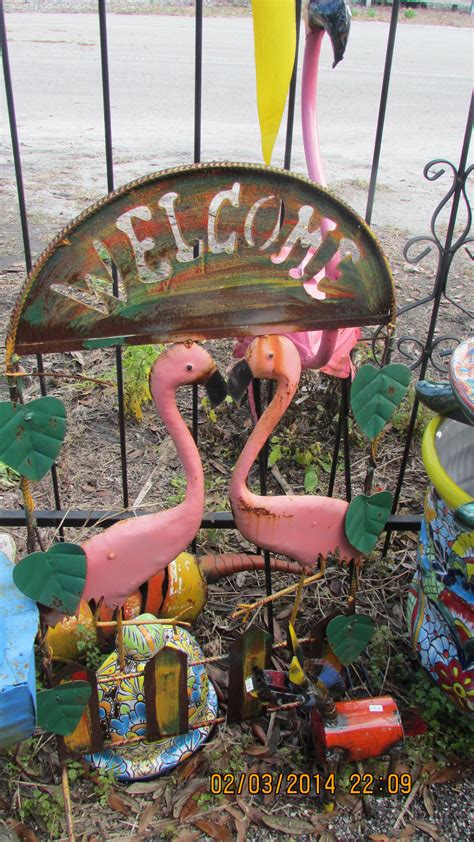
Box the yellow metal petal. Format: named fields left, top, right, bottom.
left=252, top=0, right=296, bottom=164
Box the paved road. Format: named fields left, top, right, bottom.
left=1, top=13, right=472, bottom=267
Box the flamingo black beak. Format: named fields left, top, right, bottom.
left=307, top=0, right=351, bottom=67
left=204, top=368, right=228, bottom=407
left=228, top=359, right=253, bottom=406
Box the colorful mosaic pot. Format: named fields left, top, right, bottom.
left=85, top=616, right=217, bottom=781
left=407, top=416, right=474, bottom=716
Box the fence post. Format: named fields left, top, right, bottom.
left=227, top=627, right=272, bottom=724
left=53, top=665, right=103, bottom=760
left=144, top=646, right=188, bottom=740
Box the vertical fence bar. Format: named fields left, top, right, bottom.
left=191, top=0, right=203, bottom=554
left=1, top=0, right=63, bottom=529
left=383, top=91, right=474, bottom=555
left=194, top=0, right=203, bottom=165
left=283, top=0, right=302, bottom=171
left=365, top=0, right=400, bottom=226
left=98, top=0, right=129, bottom=509
left=255, top=0, right=303, bottom=639
left=341, top=377, right=352, bottom=502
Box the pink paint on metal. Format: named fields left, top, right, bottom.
left=82, top=342, right=216, bottom=609
left=233, top=24, right=359, bottom=378
left=229, top=335, right=360, bottom=570
left=300, top=24, right=360, bottom=371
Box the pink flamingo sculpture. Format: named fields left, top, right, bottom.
left=81, top=342, right=227, bottom=610
left=235, top=0, right=358, bottom=379
left=229, top=334, right=360, bottom=620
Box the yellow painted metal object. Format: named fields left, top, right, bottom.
left=46, top=600, right=96, bottom=661
left=252, top=0, right=296, bottom=164
left=159, top=551, right=207, bottom=622
left=421, top=416, right=472, bottom=511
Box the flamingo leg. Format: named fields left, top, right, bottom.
left=289, top=571, right=307, bottom=628
left=232, top=561, right=326, bottom=622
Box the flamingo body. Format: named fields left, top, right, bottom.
left=233, top=492, right=356, bottom=569
left=82, top=342, right=218, bottom=610
left=229, top=335, right=360, bottom=571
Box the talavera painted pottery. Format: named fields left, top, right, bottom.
left=85, top=614, right=217, bottom=780
left=407, top=416, right=474, bottom=716
left=0, top=534, right=39, bottom=747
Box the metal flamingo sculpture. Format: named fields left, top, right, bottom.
left=81, top=342, right=227, bottom=610
left=229, top=334, right=360, bottom=620
left=235, top=0, right=358, bottom=379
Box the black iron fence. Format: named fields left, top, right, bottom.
left=1, top=0, right=472, bottom=635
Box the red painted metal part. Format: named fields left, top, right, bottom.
left=311, top=696, right=404, bottom=762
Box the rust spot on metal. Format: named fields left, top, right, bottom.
left=237, top=498, right=272, bottom=517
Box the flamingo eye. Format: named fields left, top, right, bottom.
left=186, top=364, right=193, bottom=371
left=267, top=353, right=274, bottom=359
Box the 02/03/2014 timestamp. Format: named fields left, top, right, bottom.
left=209, top=772, right=412, bottom=797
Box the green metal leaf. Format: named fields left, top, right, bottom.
left=13, top=543, right=86, bottom=614
left=37, top=681, right=91, bottom=736
left=0, top=397, right=66, bottom=481
left=351, top=364, right=411, bottom=440
left=326, top=614, right=374, bottom=666
left=345, top=491, right=393, bottom=555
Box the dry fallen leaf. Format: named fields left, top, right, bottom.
left=127, top=779, right=166, bottom=796
left=172, top=778, right=207, bottom=820
left=138, top=800, right=160, bottom=833
left=429, top=764, right=464, bottom=784
left=172, top=830, right=200, bottom=842
left=261, top=813, right=316, bottom=836
left=235, top=795, right=263, bottom=825
left=177, top=752, right=207, bottom=781
left=397, top=824, right=415, bottom=839
left=412, top=819, right=441, bottom=840
left=192, top=818, right=233, bottom=842
left=250, top=722, right=266, bottom=745
left=423, top=784, right=435, bottom=818
left=107, top=789, right=133, bottom=816
left=7, top=820, right=39, bottom=842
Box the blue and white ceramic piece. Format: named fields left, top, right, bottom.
left=85, top=614, right=218, bottom=781
left=407, top=416, right=474, bottom=717
left=0, top=533, right=39, bottom=747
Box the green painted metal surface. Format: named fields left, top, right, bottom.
left=326, top=614, right=374, bottom=666
left=351, top=363, right=411, bottom=441
left=0, top=397, right=66, bottom=481
left=36, top=681, right=92, bottom=736
left=345, top=491, right=393, bottom=555
left=13, top=542, right=86, bottom=615
left=11, top=163, right=395, bottom=355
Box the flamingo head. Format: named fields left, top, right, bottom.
left=306, top=0, right=351, bottom=68
left=228, top=335, right=301, bottom=404
left=150, top=341, right=227, bottom=406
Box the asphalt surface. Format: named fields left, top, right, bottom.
left=0, top=13, right=472, bottom=268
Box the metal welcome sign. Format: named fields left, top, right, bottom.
left=10, top=163, right=394, bottom=356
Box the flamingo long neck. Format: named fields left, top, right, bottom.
left=153, top=383, right=204, bottom=507
left=302, top=27, right=340, bottom=291
left=302, top=28, right=326, bottom=186
left=231, top=374, right=297, bottom=501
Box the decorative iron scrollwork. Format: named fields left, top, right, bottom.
left=370, top=156, right=473, bottom=373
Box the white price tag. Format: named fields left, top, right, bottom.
left=245, top=677, right=254, bottom=693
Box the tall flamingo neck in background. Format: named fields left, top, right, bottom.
left=231, top=374, right=297, bottom=496
left=152, top=383, right=204, bottom=503
left=302, top=29, right=326, bottom=186
left=302, top=27, right=340, bottom=285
